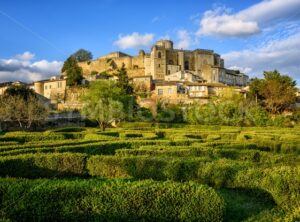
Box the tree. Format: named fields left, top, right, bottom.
left=1, top=94, right=48, bottom=130
left=249, top=70, right=297, bottom=114
left=0, top=96, right=9, bottom=132
left=62, top=56, right=83, bottom=86
left=249, top=78, right=264, bottom=105
left=71, top=49, right=93, bottom=62
left=115, top=63, right=133, bottom=95
left=81, top=80, right=125, bottom=131
left=4, top=84, right=35, bottom=100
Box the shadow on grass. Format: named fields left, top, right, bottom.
left=217, top=188, right=276, bottom=222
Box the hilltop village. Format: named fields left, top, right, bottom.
left=0, top=40, right=249, bottom=109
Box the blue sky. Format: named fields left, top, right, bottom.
left=0, top=0, right=299, bottom=84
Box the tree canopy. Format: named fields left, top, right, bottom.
left=81, top=80, right=125, bottom=131
left=0, top=87, right=48, bottom=131
left=115, top=63, right=133, bottom=95
left=249, top=70, right=297, bottom=114
left=61, top=56, right=83, bottom=86
left=71, top=49, right=93, bottom=62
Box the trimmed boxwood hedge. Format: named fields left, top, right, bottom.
left=0, top=178, right=224, bottom=222
left=0, top=153, right=88, bottom=178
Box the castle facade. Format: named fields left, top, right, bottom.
left=79, top=40, right=249, bottom=86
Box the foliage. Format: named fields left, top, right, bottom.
left=81, top=80, right=125, bottom=131
left=0, top=153, right=88, bottom=178
left=249, top=70, right=297, bottom=114
left=71, top=48, right=92, bottom=62
left=0, top=179, right=224, bottom=222
left=0, top=93, right=48, bottom=130
left=0, top=125, right=300, bottom=221
left=4, top=84, right=35, bottom=100
left=134, top=107, right=153, bottom=122
left=244, top=105, right=270, bottom=127
left=156, top=102, right=185, bottom=123
left=61, top=56, right=83, bottom=86
left=115, top=63, right=133, bottom=95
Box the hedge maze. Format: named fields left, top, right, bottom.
left=0, top=123, right=299, bottom=221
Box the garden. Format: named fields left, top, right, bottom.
left=0, top=123, right=299, bottom=221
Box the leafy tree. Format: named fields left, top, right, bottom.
left=4, top=84, right=35, bottom=100
left=115, top=63, right=133, bottom=95
left=0, top=96, right=9, bottom=132
left=156, top=102, right=185, bottom=123
left=71, top=49, right=92, bottom=62
left=1, top=94, right=48, bottom=130
left=249, top=70, right=297, bottom=114
left=249, top=78, right=264, bottom=105
left=62, top=56, right=83, bottom=86
left=81, top=80, right=125, bottom=131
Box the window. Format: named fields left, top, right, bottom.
left=168, top=88, right=173, bottom=94
left=49, top=85, right=52, bottom=89
left=158, top=64, right=161, bottom=68
left=158, top=52, right=162, bottom=58
left=169, top=60, right=174, bottom=65
left=45, top=85, right=48, bottom=90
left=184, top=61, right=189, bottom=70
left=168, top=70, right=171, bottom=75
left=158, top=89, right=163, bottom=95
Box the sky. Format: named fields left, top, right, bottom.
left=0, top=0, right=300, bottom=84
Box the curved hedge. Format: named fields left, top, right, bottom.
left=0, top=178, right=224, bottom=222
left=0, top=153, right=88, bottom=178
left=87, top=156, right=299, bottom=210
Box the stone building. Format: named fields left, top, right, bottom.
left=34, top=76, right=67, bottom=102
left=79, top=39, right=249, bottom=87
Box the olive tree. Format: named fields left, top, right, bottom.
left=81, top=80, right=125, bottom=131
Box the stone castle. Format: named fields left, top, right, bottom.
left=0, top=39, right=250, bottom=108
left=79, top=39, right=249, bottom=86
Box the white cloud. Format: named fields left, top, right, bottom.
left=0, top=52, right=63, bottom=83
left=222, top=32, right=300, bottom=82
left=198, top=0, right=300, bottom=37
left=228, top=66, right=253, bottom=74
left=114, top=32, right=155, bottom=49
left=175, top=30, right=193, bottom=49
left=14, top=51, right=35, bottom=61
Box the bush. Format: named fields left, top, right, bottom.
left=0, top=179, right=224, bottom=222
left=0, top=153, right=88, bottom=178
left=53, top=127, right=86, bottom=132
left=245, top=106, right=269, bottom=127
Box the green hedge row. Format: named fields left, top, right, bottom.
left=0, top=152, right=298, bottom=211
left=0, top=131, right=85, bottom=142
left=115, top=146, right=300, bottom=165
left=0, top=153, right=88, bottom=178
left=0, top=140, right=99, bottom=153
left=87, top=156, right=300, bottom=210
left=0, top=139, right=197, bottom=157
left=0, top=178, right=224, bottom=222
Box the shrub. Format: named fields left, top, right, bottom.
left=0, top=179, right=225, bottom=222
left=53, top=127, right=86, bottom=132
left=0, top=153, right=88, bottom=178
left=245, top=106, right=269, bottom=127
left=206, top=134, right=221, bottom=142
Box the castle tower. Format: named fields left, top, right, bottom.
left=155, top=40, right=173, bottom=50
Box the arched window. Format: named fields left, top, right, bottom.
left=169, top=60, right=174, bottom=65
left=158, top=52, right=162, bottom=58
left=184, top=61, right=189, bottom=70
